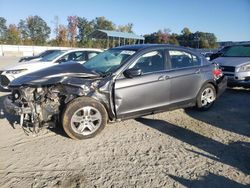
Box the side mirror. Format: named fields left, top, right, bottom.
left=123, top=68, right=142, bottom=78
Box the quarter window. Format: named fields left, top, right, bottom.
left=131, top=50, right=165, bottom=74
left=169, top=50, right=201, bottom=69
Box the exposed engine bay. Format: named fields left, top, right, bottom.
left=6, top=86, right=66, bottom=133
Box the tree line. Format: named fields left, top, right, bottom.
left=0, top=15, right=218, bottom=49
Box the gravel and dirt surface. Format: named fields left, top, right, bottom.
left=0, top=56, right=250, bottom=188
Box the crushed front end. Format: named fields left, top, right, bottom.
left=4, top=86, right=63, bottom=132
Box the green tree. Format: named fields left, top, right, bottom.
left=168, top=33, right=179, bottom=45
left=0, top=17, right=7, bottom=42
left=144, top=29, right=171, bottom=44
left=93, top=17, right=115, bottom=30
left=6, top=24, right=21, bottom=44
left=177, top=27, right=193, bottom=47
left=18, top=19, right=30, bottom=44
left=192, top=32, right=218, bottom=49
left=26, top=15, right=51, bottom=45
left=77, top=17, right=94, bottom=46
left=117, top=23, right=134, bottom=33
left=181, top=27, right=191, bottom=35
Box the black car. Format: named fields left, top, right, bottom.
left=4, top=44, right=227, bottom=140
left=19, top=49, right=61, bottom=62
left=209, top=46, right=231, bottom=61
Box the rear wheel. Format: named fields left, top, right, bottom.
left=62, top=97, right=107, bottom=140
left=196, top=83, right=216, bottom=111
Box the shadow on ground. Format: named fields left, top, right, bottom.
left=0, top=95, right=19, bottom=128
left=136, top=118, right=250, bottom=175
left=185, top=88, right=250, bottom=137
left=169, top=172, right=249, bottom=188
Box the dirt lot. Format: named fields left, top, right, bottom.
left=0, top=57, right=250, bottom=188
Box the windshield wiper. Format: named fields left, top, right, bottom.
left=101, top=72, right=112, bottom=77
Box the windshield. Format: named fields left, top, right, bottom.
left=83, top=49, right=136, bottom=74
left=39, top=50, right=59, bottom=57
left=40, top=50, right=67, bottom=62
left=222, top=45, right=250, bottom=57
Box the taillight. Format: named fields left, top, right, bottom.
left=212, top=63, right=223, bottom=79
left=213, top=69, right=222, bottom=77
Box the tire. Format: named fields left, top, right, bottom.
left=62, top=97, right=107, bottom=140
left=196, top=83, right=216, bottom=111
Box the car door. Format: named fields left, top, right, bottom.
left=114, top=49, right=171, bottom=119
left=166, top=50, right=203, bottom=105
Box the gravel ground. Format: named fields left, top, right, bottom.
left=0, top=57, right=250, bottom=188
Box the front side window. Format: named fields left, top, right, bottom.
left=169, top=50, right=200, bottom=69
left=131, top=50, right=165, bottom=74
left=74, top=52, right=87, bottom=61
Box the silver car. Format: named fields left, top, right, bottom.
left=212, top=44, right=250, bottom=87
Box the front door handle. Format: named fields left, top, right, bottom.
left=164, top=75, right=170, bottom=80
left=158, top=75, right=165, bottom=81
left=158, top=75, right=170, bottom=81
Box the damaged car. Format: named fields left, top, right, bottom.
left=4, top=44, right=227, bottom=140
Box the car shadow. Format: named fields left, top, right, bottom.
left=0, top=95, right=19, bottom=128
left=168, top=172, right=249, bottom=188
left=135, top=117, right=250, bottom=175
left=185, top=88, right=250, bottom=137
left=48, top=123, right=69, bottom=139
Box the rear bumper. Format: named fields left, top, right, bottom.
left=216, top=75, right=227, bottom=97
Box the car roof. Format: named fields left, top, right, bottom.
left=113, top=44, right=195, bottom=51
left=65, top=48, right=103, bottom=52
left=112, top=44, right=202, bottom=56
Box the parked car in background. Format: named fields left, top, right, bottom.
left=19, top=49, right=61, bottom=62
left=0, top=48, right=102, bottom=89
left=212, top=44, right=250, bottom=87
left=4, top=44, right=227, bottom=139
left=209, top=46, right=231, bottom=61
left=202, top=52, right=213, bottom=61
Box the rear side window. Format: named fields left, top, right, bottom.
left=131, top=50, right=165, bottom=74
left=169, top=50, right=201, bottom=69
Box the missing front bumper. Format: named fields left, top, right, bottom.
left=3, top=95, right=31, bottom=115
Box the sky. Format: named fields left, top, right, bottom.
left=0, top=0, right=249, bottom=41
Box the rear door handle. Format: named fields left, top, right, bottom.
left=195, top=69, right=201, bottom=74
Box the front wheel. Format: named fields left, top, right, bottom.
left=196, top=83, right=216, bottom=111
left=62, top=97, right=107, bottom=140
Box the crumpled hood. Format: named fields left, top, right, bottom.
left=9, top=62, right=100, bottom=87
left=213, top=57, right=250, bottom=67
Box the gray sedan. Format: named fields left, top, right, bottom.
left=4, top=44, right=227, bottom=139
